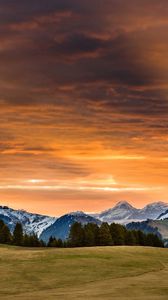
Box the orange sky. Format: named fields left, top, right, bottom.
left=0, top=0, right=168, bottom=216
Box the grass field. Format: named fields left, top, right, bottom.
left=0, top=245, right=168, bottom=299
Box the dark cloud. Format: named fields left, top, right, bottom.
left=0, top=14, right=168, bottom=117
left=0, top=1, right=168, bottom=171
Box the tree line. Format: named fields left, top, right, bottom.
left=65, top=222, right=164, bottom=248
left=0, top=219, right=164, bottom=248
left=0, top=220, right=44, bottom=247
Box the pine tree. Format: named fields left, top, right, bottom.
left=83, top=223, right=99, bottom=246
left=69, top=222, right=84, bottom=247
left=55, top=239, right=63, bottom=248
left=28, top=233, right=41, bottom=247
left=99, top=223, right=113, bottom=246
left=146, top=233, right=164, bottom=248
left=137, top=230, right=146, bottom=246
left=0, top=222, right=11, bottom=244
left=2, top=225, right=11, bottom=244
left=151, top=234, right=164, bottom=248
left=13, top=223, right=23, bottom=246
left=47, top=236, right=55, bottom=247
left=110, top=223, right=126, bottom=245
left=40, top=239, right=46, bottom=247
left=23, top=234, right=30, bottom=247
left=0, top=220, right=6, bottom=243
left=125, top=230, right=136, bottom=246
left=0, top=220, right=5, bottom=230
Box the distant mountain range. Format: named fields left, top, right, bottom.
left=95, top=201, right=168, bottom=224
left=0, top=201, right=168, bottom=243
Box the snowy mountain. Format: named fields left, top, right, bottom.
left=137, top=202, right=168, bottom=220
left=157, top=209, right=168, bottom=220
left=98, top=201, right=139, bottom=224
left=40, top=211, right=101, bottom=242
left=95, top=201, right=168, bottom=224
left=0, top=206, right=56, bottom=237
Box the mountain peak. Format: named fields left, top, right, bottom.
left=99, top=200, right=137, bottom=224
left=114, top=201, right=134, bottom=209
left=69, top=211, right=85, bottom=216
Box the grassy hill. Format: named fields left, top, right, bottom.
left=0, top=245, right=168, bottom=299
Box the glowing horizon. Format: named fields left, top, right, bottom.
left=0, top=1, right=168, bottom=215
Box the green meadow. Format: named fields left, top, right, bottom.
left=0, top=245, right=168, bottom=299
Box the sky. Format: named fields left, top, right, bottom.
left=0, top=0, right=168, bottom=216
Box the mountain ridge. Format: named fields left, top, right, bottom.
left=0, top=201, right=168, bottom=240
left=95, top=201, right=168, bottom=224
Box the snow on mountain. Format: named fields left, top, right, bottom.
left=95, top=201, right=168, bottom=224
left=40, top=211, right=101, bottom=242
left=157, top=209, right=168, bottom=220
left=97, top=201, right=139, bottom=224
left=0, top=206, right=56, bottom=237
left=137, top=202, right=168, bottom=220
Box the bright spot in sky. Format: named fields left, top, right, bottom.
left=27, top=179, right=46, bottom=184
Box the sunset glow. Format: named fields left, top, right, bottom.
left=0, top=1, right=168, bottom=215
